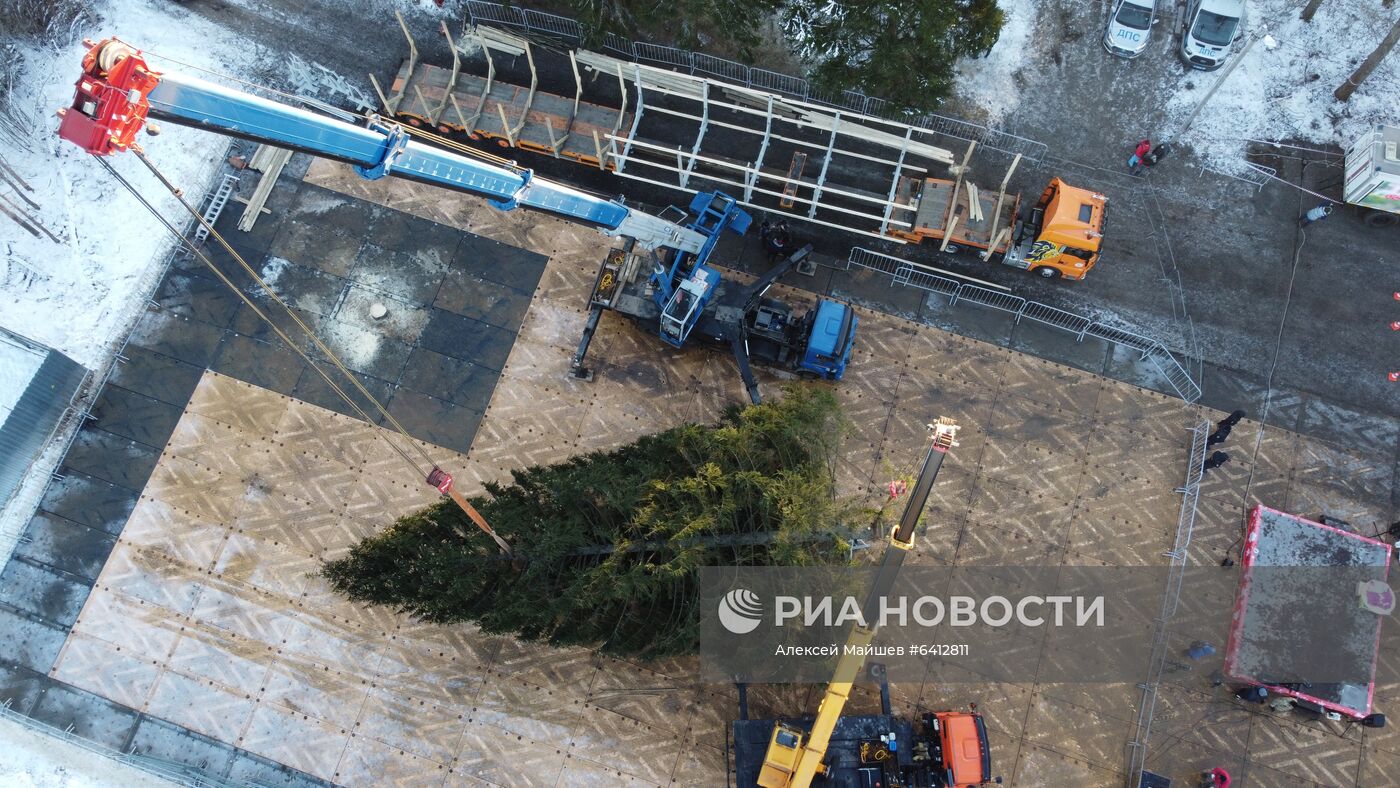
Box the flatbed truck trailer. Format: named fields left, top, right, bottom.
left=888, top=175, right=1108, bottom=281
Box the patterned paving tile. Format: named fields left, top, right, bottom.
left=373, top=636, right=486, bottom=709
left=51, top=632, right=162, bottom=710
left=121, top=495, right=231, bottom=570
left=1022, top=693, right=1130, bottom=771
left=1001, top=352, right=1104, bottom=413
left=1011, top=740, right=1122, bottom=787
left=454, top=720, right=565, bottom=787
left=335, top=733, right=452, bottom=788
left=242, top=700, right=352, bottom=781
left=70, top=586, right=183, bottom=659
left=97, top=540, right=206, bottom=614
left=144, top=667, right=257, bottom=744
left=186, top=372, right=292, bottom=434
left=566, top=705, right=683, bottom=784
left=166, top=626, right=273, bottom=694
left=472, top=673, right=584, bottom=743
left=142, top=454, right=248, bottom=525
left=355, top=686, right=468, bottom=764
left=1246, top=714, right=1362, bottom=787
left=261, top=656, right=373, bottom=730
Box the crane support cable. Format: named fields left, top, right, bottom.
left=102, top=152, right=512, bottom=555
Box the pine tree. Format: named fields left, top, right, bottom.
left=783, top=0, right=1005, bottom=113
left=321, top=385, right=859, bottom=660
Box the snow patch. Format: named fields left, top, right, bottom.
left=0, top=335, right=45, bottom=427
left=1, top=0, right=257, bottom=369
left=951, top=0, right=1042, bottom=124
left=1164, top=0, right=1400, bottom=174
left=0, top=710, right=176, bottom=788
left=321, top=319, right=382, bottom=371
left=260, top=255, right=293, bottom=291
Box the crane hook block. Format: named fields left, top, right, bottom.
left=426, top=467, right=453, bottom=494
left=58, top=39, right=161, bottom=156
left=928, top=417, right=960, bottom=452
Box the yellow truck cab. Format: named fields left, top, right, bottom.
left=1002, top=178, right=1108, bottom=280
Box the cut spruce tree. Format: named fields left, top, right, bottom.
left=322, top=385, right=868, bottom=660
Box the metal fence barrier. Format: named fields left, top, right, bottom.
left=462, top=0, right=1048, bottom=163
left=1125, top=419, right=1210, bottom=787
left=849, top=247, right=1203, bottom=403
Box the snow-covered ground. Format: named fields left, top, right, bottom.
left=952, top=0, right=1040, bottom=124
left=1, top=0, right=256, bottom=370
left=1165, top=0, right=1400, bottom=173
left=0, top=710, right=175, bottom=787
left=951, top=0, right=1400, bottom=174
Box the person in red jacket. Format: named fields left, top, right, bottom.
left=1201, top=766, right=1231, bottom=787
left=1128, top=138, right=1152, bottom=174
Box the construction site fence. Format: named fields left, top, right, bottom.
left=1124, top=418, right=1210, bottom=787
left=1199, top=160, right=1276, bottom=193
left=844, top=248, right=1203, bottom=403
left=461, top=0, right=1048, bottom=163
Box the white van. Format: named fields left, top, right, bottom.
left=1103, top=0, right=1157, bottom=59
left=1180, top=0, right=1247, bottom=70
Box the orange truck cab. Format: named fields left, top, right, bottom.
left=887, top=175, right=1107, bottom=281
left=1000, top=178, right=1108, bottom=280
left=926, top=710, right=992, bottom=787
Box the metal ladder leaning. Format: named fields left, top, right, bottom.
left=193, top=173, right=240, bottom=245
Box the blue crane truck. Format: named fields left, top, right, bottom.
left=58, top=38, right=856, bottom=405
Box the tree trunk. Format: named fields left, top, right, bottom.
left=1300, top=0, right=1325, bottom=21
left=1336, top=17, right=1400, bottom=101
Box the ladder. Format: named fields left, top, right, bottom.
left=193, top=173, right=240, bottom=245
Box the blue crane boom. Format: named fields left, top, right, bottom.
left=57, top=39, right=705, bottom=254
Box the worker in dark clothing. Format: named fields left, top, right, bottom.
left=1202, top=451, right=1230, bottom=473
left=1128, top=138, right=1151, bottom=174
left=761, top=219, right=792, bottom=262
left=1144, top=142, right=1171, bottom=168
left=1207, top=422, right=1232, bottom=447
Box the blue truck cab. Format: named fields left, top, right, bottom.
left=799, top=299, right=857, bottom=380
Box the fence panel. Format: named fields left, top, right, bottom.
left=895, top=265, right=960, bottom=297
left=847, top=247, right=905, bottom=276
left=465, top=0, right=527, bottom=31
left=634, top=42, right=693, bottom=71
left=692, top=53, right=749, bottom=86
left=750, top=68, right=808, bottom=100
left=600, top=32, right=634, bottom=59
left=959, top=285, right=1026, bottom=315
left=1085, top=323, right=1155, bottom=353
left=1020, top=301, right=1092, bottom=334
left=521, top=8, right=583, bottom=45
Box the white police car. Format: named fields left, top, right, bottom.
left=1103, top=0, right=1157, bottom=59
left=1179, top=0, right=1247, bottom=70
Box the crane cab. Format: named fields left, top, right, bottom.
left=757, top=724, right=806, bottom=787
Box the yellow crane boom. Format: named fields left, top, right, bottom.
left=757, top=418, right=960, bottom=788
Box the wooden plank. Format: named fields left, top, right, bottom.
left=982, top=228, right=1012, bottom=261
left=238, top=145, right=290, bottom=233
left=939, top=214, right=960, bottom=252
left=966, top=182, right=982, bottom=222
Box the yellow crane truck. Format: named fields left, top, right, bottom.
left=732, top=419, right=997, bottom=788
left=888, top=174, right=1108, bottom=281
